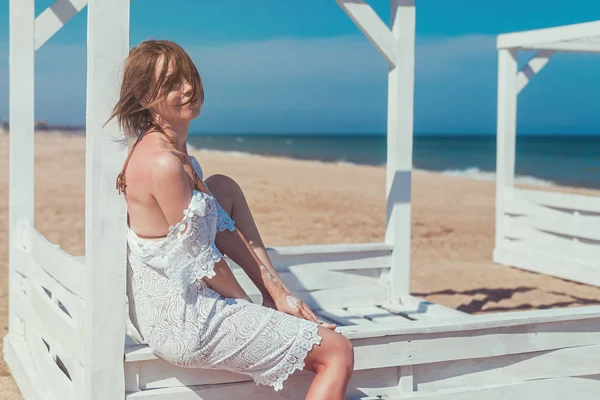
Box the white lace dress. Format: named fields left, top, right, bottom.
left=126, top=156, right=322, bottom=391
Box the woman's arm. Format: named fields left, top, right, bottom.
left=217, top=228, right=335, bottom=329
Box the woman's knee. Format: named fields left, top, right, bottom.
left=309, top=329, right=354, bottom=374
left=205, top=174, right=241, bottom=212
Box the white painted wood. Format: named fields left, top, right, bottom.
left=8, top=0, right=35, bottom=338
left=262, top=242, right=393, bottom=270
left=11, top=245, right=85, bottom=328
left=512, top=187, right=600, bottom=213
left=350, top=305, right=414, bottom=324
left=516, top=50, right=555, bottom=94
left=503, top=229, right=600, bottom=267
left=519, top=40, right=600, bottom=53
left=23, top=282, right=85, bottom=364
left=380, top=296, right=467, bottom=321
left=349, top=316, right=600, bottom=370
left=494, top=48, right=518, bottom=257
left=16, top=223, right=86, bottom=299
left=387, top=377, right=600, bottom=399
left=35, top=0, right=89, bottom=50
left=233, top=265, right=385, bottom=294
left=398, top=365, right=414, bottom=392
left=386, top=0, right=416, bottom=301
left=127, top=367, right=401, bottom=399
left=340, top=305, right=600, bottom=339
left=26, top=325, right=76, bottom=400
left=414, top=344, right=600, bottom=392
left=495, top=248, right=600, bottom=287
left=334, top=0, right=397, bottom=66
left=296, top=285, right=389, bottom=311
left=316, top=308, right=377, bottom=326
left=505, top=211, right=600, bottom=241
left=497, top=20, right=600, bottom=49
left=84, top=0, right=130, bottom=398
left=3, top=335, right=49, bottom=400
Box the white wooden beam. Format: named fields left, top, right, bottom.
left=516, top=50, right=555, bottom=94
left=84, top=0, right=129, bottom=398
left=518, top=40, right=600, bottom=53
left=335, top=0, right=397, bottom=66
left=493, top=49, right=518, bottom=260
left=385, top=0, right=415, bottom=301
left=8, top=0, right=36, bottom=337
left=497, top=20, right=600, bottom=49
left=35, top=0, right=89, bottom=51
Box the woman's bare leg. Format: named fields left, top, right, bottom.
left=202, top=259, right=250, bottom=301
left=303, top=327, right=354, bottom=400
left=205, top=174, right=277, bottom=304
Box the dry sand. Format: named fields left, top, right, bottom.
left=1, top=131, right=600, bottom=399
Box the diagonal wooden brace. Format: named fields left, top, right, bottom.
left=516, top=49, right=555, bottom=94
left=35, top=0, right=89, bottom=51
left=335, top=0, right=397, bottom=67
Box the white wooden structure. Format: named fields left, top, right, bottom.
left=494, top=20, right=600, bottom=286
left=6, top=1, right=600, bottom=399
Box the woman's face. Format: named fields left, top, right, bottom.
left=148, top=57, right=202, bottom=123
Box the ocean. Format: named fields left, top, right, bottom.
left=187, top=134, right=600, bottom=189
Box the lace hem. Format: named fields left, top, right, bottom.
left=253, top=320, right=322, bottom=391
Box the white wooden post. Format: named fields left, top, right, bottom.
left=386, top=0, right=415, bottom=301
left=335, top=0, right=415, bottom=302
left=8, top=0, right=36, bottom=337
left=84, top=0, right=129, bottom=398
left=494, top=49, right=518, bottom=260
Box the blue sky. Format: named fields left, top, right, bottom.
left=1, top=0, right=600, bottom=134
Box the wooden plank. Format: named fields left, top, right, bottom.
left=296, top=285, right=389, bottom=311
left=232, top=265, right=385, bottom=293
left=9, top=0, right=35, bottom=338
left=26, top=282, right=85, bottom=364
left=17, top=223, right=86, bottom=299
left=316, top=308, right=376, bottom=326
left=414, top=344, right=600, bottom=392
left=380, top=296, right=467, bottom=322
left=494, top=48, right=518, bottom=254
left=26, top=325, right=76, bottom=400
left=13, top=281, right=84, bottom=393
left=259, top=242, right=393, bottom=270
left=497, top=20, right=600, bottom=49
left=349, top=305, right=413, bottom=324
left=340, top=305, right=600, bottom=340
left=3, top=334, right=49, bottom=400
left=516, top=49, right=554, bottom=94
left=504, top=218, right=600, bottom=261
left=519, top=40, right=600, bottom=53
left=12, top=247, right=85, bottom=327
left=83, top=0, right=130, bottom=398
left=348, top=315, right=600, bottom=370
left=512, top=188, right=600, bottom=213
left=386, top=0, right=416, bottom=301
left=35, top=0, right=88, bottom=50
left=495, top=248, right=600, bottom=287
left=386, top=377, right=600, bottom=399
left=504, top=210, right=600, bottom=242
left=334, top=0, right=397, bottom=66
left=128, top=366, right=400, bottom=399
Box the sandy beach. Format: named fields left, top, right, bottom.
left=1, top=131, right=600, bottom=399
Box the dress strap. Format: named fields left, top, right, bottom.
left=116, top=130, right=202, bottom=195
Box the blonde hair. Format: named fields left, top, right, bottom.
left=106, top=40, right=204, bottom=138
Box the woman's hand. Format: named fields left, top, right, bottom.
left=272, top=289, right=336, bottom=330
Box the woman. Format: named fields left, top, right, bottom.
left=106, top=40, right=354, bottom=399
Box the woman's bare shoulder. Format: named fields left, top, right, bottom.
left=126, top=140, right=188, bottom=194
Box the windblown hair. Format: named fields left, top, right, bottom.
left=106, top=40, right=204, bottom=138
